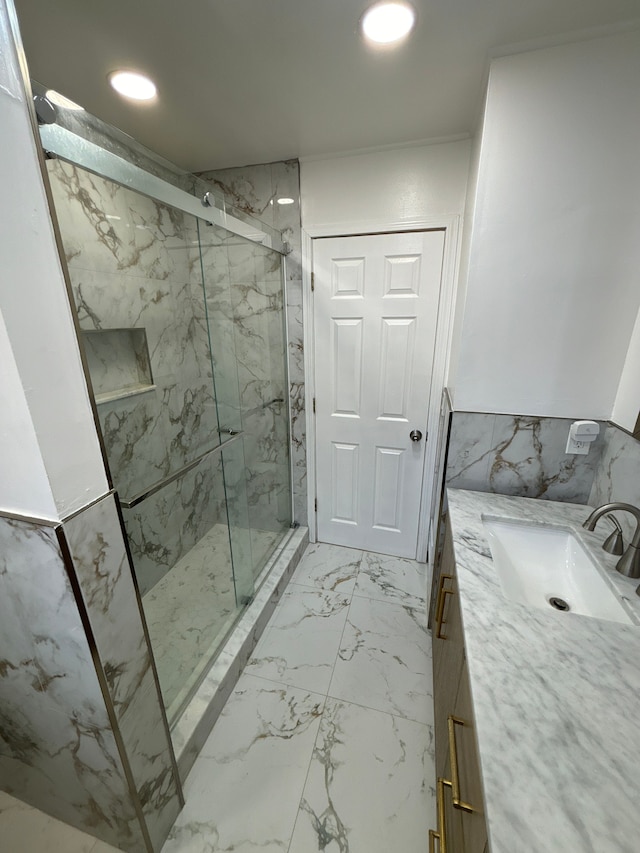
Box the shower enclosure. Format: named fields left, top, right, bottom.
left=42, top=125, right=293, bottom=723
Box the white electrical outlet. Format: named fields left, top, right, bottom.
left=565, top=420, right=600, bottom=455
left=566, top=436, right=589, bottom=454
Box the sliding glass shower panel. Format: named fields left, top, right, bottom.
left=196, top=218, right=255, bottom=605
left=203, top=231, right=293, bottom=579
left=46, top=159, right=254, bottom=720
left=122, top=451, right=237, bottom=717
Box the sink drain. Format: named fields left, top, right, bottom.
left=549, top=596, right=570, bottom=612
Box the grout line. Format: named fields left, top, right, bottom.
left=237, top=671, right=328, bottom=701
left=241, top=670, right=334, bottom=697
left=321, top=694, right=435, bottom=729
left=282, top=548, right=371, bottom=852
left=281, top=580, right=355, bottom=600
left=325, top=689, right=434, bottom=727
left=350, top=590, right=426, bottom=610
left=324, top=551, right=367, bottom=699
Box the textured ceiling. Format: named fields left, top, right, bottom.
left=13, top=0, right=640, bottom=171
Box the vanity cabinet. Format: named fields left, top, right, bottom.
left=431, top=521, right=488, bottom=853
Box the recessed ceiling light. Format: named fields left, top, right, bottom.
left=108, top=71, right=157, bottom=102
left=361, top=1, right=416, bottom=45
left=45, top=90, right=84, bottom=111
left=277, top=198, right=295, bottom=205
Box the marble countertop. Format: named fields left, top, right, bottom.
left=446, top=488, right=640, bottom=853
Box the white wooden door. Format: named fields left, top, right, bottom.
left=313, top=230, right=445, bottom=557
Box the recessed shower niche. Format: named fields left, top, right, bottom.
left=81, top=327, right=155, bottom=403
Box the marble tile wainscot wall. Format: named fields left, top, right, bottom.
left=0, top=493, right=183, bottom=852
left=445, top=411, right=606, bottom=502
left=590, top=422, right=640, bottom=541
left=428, top=409, right=607, bottom=626
left=196, top=159, right=308, bottom=525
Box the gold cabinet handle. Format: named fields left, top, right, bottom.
left=435, top=574, right=453, bottom=639
left=447, top=714, right=476, bottom=813
left=428, top=828, right=440, bottom=853
left=435, top=777, right=452, bottom=853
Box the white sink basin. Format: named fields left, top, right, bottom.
left=482, top=517, right=633, bottom=625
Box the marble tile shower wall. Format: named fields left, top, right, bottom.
left=196, top=224, right=291, bottom=538
left=46, top=159, right=226, bottom=594
left=197, top=160, right=307, bottom=525
left=446, top=412, right=606, bottom=502
left=0, top=497, right=181, bottom=852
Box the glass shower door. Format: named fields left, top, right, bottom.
left=198, top=223, right=293, bottom=582
left=45, top=158, right=256, bottom=721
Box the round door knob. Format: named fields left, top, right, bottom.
left=409, top=429, right=423, bottom=443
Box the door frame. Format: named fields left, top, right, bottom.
left=302, top=215, right=461, bottom=562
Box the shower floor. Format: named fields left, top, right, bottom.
left=142, top=523, right=282, bottom=715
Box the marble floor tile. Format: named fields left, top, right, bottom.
left=162, top=674, right=324, bottom=853
left=0, top=790, right=120, bottom=853
left=245, top=587, right=351, bottom=694
left=291, top=543, right=363, bottom=594
left=288, top=698, right=436, bottom=853
left=160, top=542, right=435, bottom=853
left=354, top=551, right=426, bottom=609
left=329, top=595, right=433, bottom=725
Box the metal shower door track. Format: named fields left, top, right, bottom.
left=39, top=123, right=287, bottom=255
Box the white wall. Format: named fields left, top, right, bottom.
left=451, top=29, right=640, bottom=418
left=0, top=0, right=108, bottom=519
left=447, top=98, right=486, bottom=401
left=613, top=307, right=640, bottom=432
left=300, top=139, right=471, bottom=232
left=0, top=311, right=58, bottom=519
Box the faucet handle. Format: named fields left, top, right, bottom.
left=584, top=509, right=625, bottom=555
left=603, top=527, right=625, bottom=556
left=602, top=514, right=625, bottom=556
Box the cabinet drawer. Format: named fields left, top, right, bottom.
left=433, top=524, right=465, bottom=777
left=431, top=764, right=464, bottom=853
left=450, top=662, right=487, bottom=853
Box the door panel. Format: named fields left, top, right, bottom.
left=332, top=318, right=363, bottom=415
left=313, top=231, right=445, bottom=557
left=373, top=446, right=405, bottom=530
left=378, top=317, right=415, bottom=418
left=331, top=442, right=359, bottom=524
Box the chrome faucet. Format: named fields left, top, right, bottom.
left=582, top=502, right=640, bottom=579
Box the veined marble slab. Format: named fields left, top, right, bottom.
left=446, top=412, right=605, bottom=502
left=0, top=790, right=121, bottom=853
left=447, top=488, right=640, bottom=853
left=63, top=494, right=182, bottom=851
left=197, top=160, right=307, bottom=526
left=589, top=423, right=640, bottom=541
left=354, top=551, right=426, bottom=609
left=288, top=698, right=435, bottom=853
left=246, top=587, right=351, bottom=694
left=0, top=514, right=144, bottom=851
left=164, top=675, right=324, bottom=853
left=290, top=543, right=363, bottom=594
left=329, top=596, right=432, bottom=725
